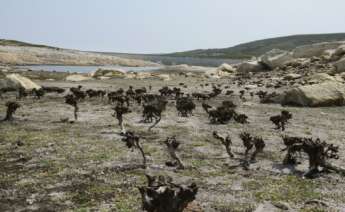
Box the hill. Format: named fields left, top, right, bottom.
left=0, top=39, right=158, bottom=67
left=168, top=33, right=345, bottom=59
left=0, top=39, right=59, bottom=49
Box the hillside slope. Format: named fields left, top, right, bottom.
left=168, top=33, right=345, bottom=59
left=0, top=39, right=158, bottom=67
left=0, top=39, right=59, bottom=49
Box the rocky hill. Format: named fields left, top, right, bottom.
left=0, top=39, right=158, bottom=67
left=168, top=33, right=345, bottom=59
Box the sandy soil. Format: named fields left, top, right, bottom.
left=0, top=73, right=345, bottom=211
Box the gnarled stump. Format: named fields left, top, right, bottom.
left=3, top=101, right=21, bottom=121
left=138, top=175, right=198, bottom=212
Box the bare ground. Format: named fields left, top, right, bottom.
left=1, top=74, right=345, bottom=211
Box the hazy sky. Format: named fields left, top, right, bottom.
left=1, top=0, right=344, bottom=53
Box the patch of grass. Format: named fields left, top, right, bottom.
left=243, top=175, right=321, bottom=204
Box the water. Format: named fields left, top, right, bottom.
left=17, top=65, right=162, bottom=73
left=104, top=54, right=242, bottom=67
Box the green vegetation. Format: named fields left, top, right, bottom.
left=168, top=33, right=345, bottom=59
left=244, top=175, right=321, bottom=204
left=0, top=39, right=59, bottom=49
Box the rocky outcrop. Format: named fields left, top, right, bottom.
left=6, top=74, right=41, bottom=90
left=217, top=63, right=236, bottom=73
left=0, top=78, right=19, bottom=90
left=236, top=60, right=267, bottom=73
left=282, top=81, right=345, bottom=107
left=260, top=49, right=294, bottom=69
left=91, top=68, right=126, bottom=79
left=307, top=73, right=343, bottom=84
left=292, top=41, right=345, bottom=58
left=333, top=56, right=345, bottom=73
left=0, top=46, right=158, bottom=67
left=326, top=45, right=345, bottom=62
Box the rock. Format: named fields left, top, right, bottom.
left=260, top=49, right=294, bottom=69
left=125, top=72, right=152, bottom=80
left=292, top=41, right=345, bottom=58
left=237, top=60, right=266, bottom=73
left=91, top=68, right=126, bottom=78
left=282, top=81, right=345, bottom=107
left=217, top=63, right=236, bottom=73
left=0, top=78, right=19, bottom=90
left=340, top=72, right=345, bottom=80
left=254, top=202, right=283, bottom=212
left=261, top=92, right=285, bottom=104
left=65, top=74, right=91, bottom=82
left=333, top=56, right=345, bottom=73
left=245, top=84, right=258, bottom=89
left=5, top=74, right=41, bottom=90
left=204, top=69, right=232, bottom=78
left=284, top=73, right=302, bottom=80
left=307, top=73, right=343, bottom=84
left=326, top=45, right=345, bottom=61
left=157, top=74, right=171, bottom=81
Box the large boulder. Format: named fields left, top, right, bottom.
left=6, top=74, right=41, bottom=90
left=292, top=41, right=345, bottom=58
left=0, top=78, right=19, bottom=90
left=307, top=73, right=343, bottom=84
left=91, top=68, right=126, bottom=78
left=333, top=56, right=345, bottom=73
left=237, top=60, right=266, bottom=73
left=282, top=81, right=345, bottom=107
left=326, top=45, right=345, bottom=62
left=260, top=49, right=294, bottom=69
left=217, top=63, right=236, bottom=73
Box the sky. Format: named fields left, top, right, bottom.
left=1, top=0, right=344, bottom=54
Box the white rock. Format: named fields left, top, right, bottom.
left=217, top=63, right=236, bottom=73
left=282, top=81, right=345, bottom=107
left=237, top=60, right=266, bottom=73
left=92, top=68, right=126, bottom=78
left=65, top=74, right=91, bottom=82
left=333, top=56, right=345, bottom=73
left=6, top=73, right=41, bottom=90
left=292, top=41, right=345, bottom=58
left=260, top=49, right=294, bottom=69
left=284, top=73, right=302, bottom=80
left=307, top=73, right=343, bottom=83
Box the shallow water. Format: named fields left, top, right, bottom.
left=16, top=65, right=161, bottom=73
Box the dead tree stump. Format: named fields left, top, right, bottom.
left=3, top=101, right=21, bottom=121
left=138, top=175, right=198, bottom=212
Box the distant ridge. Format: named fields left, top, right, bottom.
left=167, top=33, right=345, bottom=59
left=0, top=39, right=59, bottom=49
